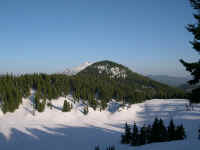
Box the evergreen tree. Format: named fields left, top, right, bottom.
left=146, top=124, right=152, bottom=144
left=175, top=124, right=186, bottom=140
left=94, top=145, right=100, bottom=150
left=198, top=128, right=200, bottom=140
left=121, top=122, right=131, bottom=144
left=180, top=0, right=200, bottom=103
left=62, top=100, right=72, bottom=112
left=158, top=119, right=168, bottom=142
left=151, top=118, right=160, bottom=142
left=131, top=122, right=139, bottom=146
left=83, top=105, right=89, bottom=115
left=106, top=146, right=115, bottom=150
left=139, top=125, right=147, bottom=145
left=168, top=119, right=176, bottom=141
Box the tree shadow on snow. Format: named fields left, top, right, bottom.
left=0, top=125, right=122, bottom=150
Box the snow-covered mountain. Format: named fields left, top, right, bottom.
left=62, top=61, right=93, bottom=75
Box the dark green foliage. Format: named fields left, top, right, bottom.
left=139, top=125, right=147, bottom=145
left=146, top=125, right=152, bottom=144
left=131, top=122, right=139, bottom=146
left=151, top=118, right=168, bottom=142
left=0, top=60, right=186, bottom=113
left=34, top=93, right=46, bottom=112
left=83, top=105, right=89, bottom=115
left=168, top=119, right=176, bottom=141
left=180, top=0, right=200, bottom=103
left=175, top=124, right=186, bottom=140
left=62, top=100, right=72, bottom=112
left=94, top=145, right=116, bottom=150
left=121, top=118, right=186, bottom=147
left=106, top=146, right=115, bottom=150
left=158, top=119, right=168, bottom=142
left=94, top=145, right=100, bottom=150
left=151, top=118, right=160, bottom=142
left=121, top=123, right=131, bottom=144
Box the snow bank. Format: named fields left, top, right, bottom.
left=0, top=96, right=199, bottom=150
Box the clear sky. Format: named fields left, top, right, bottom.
left=0, top=0, right=198, bottom=77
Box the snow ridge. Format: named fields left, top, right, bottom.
left=63, top=61, right=93, bottom=75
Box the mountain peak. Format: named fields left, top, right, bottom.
left=63, top=61, right=93, bottom=75
left=78, top=60, right=130, bottom=79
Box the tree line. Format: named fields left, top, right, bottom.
left=0, top=71, right=185, bottom=113
left=121, top=118, right=186, bottom=146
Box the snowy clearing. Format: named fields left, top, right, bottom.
left=0, top=95, right=200, bottom=150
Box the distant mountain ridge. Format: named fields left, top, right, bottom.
left=148, top=75, right=191, bottom=87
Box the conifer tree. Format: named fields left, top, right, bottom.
left=158, top=119, right=168, bottom=142
left=180, top=0, right=200, bottom=103
left=122, top=122, right=131, bottom=144
left=106, top=146, right=115, bottom=150
left=94, top=145, right=100, bottom=150
left=62, top=100, right=72, bottom=112
left=146, top=124, right=152, bottom=144
left=83, top=105, right=89, bottom=115
left=139, top=125, right=147, bottom=145
left=168, top=119, right=176, bottom=141
left=131, top=122, right=139, bottom=146
left=175, top=124, right=186, bottom=140
left=151, top=118, right=160, bottom=142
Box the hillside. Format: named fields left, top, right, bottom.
left=148, top=75, right=190, bottom=87
left=0, top=60, right=185, bottom=114
left=77, top=60, right=185, bottom=102
left=0, top=93, right=199, bottom=150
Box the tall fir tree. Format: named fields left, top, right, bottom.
left=122, top=122, right=131, bottom=144
left=151, top=118, right=160, bottom=142
left=175, top=124, right=186, bottom=140
left=180, top=0, right=200, bottom=103
left=139, top=125, right=147, bottom=145
left=168, top=119, right=176, bottom=141
left=131, top=122, right=139, bottom=146
left=158, top=119, right=168, bottom=142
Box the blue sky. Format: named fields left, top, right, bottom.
left=0, top=0, right=198, bottom=76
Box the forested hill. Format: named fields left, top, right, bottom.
left=0, top=60, right=185, bottom=114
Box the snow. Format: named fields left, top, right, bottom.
left=0, top=95, right=200, bottom=150
left=63, top=61, right=93, bottom=75
left=96, top=65, right=127, bottom=79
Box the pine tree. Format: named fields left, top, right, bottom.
left=139, top=125, right=147, bottom=145
left=131, top=122, right=139, bottom=146
left=62, top=100, right=71, bottom=112
left=168, top=119, right=176, bottom=141
left=180, top=0, right=200, bottom=103
left=146, top=124, right=152, bottom=144
left=158, top=119, right=168, bottom=142
left=106, top=146, right=115, bottom=150
left=175, top=124, right=186, bottom=140
left=151, top=118, right=160, bottom=142
left=83, top=105, right=89, bottom=115
left=121, top=122, right=131, bottom=144
left=94, top=145, right=100, bottom=150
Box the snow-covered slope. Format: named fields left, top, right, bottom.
left=0, top=95, right=200, bottom=150
left=63, top=61, right=92, bottom=75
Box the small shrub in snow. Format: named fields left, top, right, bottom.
left=83, top=105, right=89, bottom=115
left=62, top=100, right=72, bottom=112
